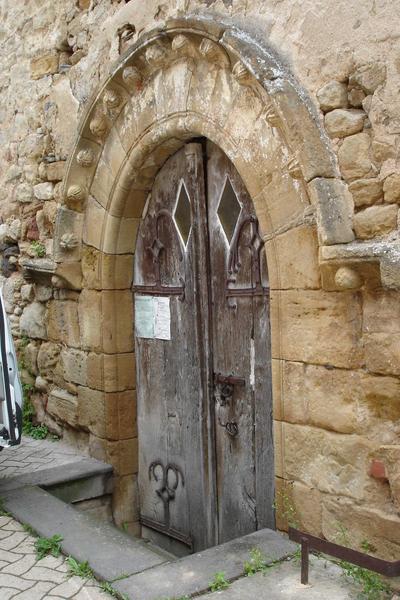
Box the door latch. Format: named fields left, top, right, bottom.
left=214, top=373, right=244, bottom=436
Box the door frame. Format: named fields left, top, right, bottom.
left=53, top=17, right=352, bottom=531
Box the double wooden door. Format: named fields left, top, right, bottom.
left=133, top=142, right=273, bottom=555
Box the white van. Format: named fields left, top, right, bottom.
left=0, top=289, right=23, bottom=449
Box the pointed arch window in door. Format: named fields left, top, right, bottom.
left=217, top=176, right=242, bottom=244
left=173, top=180, right=192, bottom=248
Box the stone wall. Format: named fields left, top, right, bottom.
left=0, top=0, right=400, bottom=556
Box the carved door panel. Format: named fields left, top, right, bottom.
left=207, top=143, right=274, bottom=543
left=134, top=144, right=215, bottom=555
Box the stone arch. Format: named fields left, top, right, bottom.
left=52, top=16, right=357, bottom=527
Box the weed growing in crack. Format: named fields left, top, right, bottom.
left=209, top=571, right=229, bottom=592
left=21, top=386, right=49, bottom=440
left=339, top=561, right=390, bottom=600
left=99, top=581, right=129, bottom=598
left=244, top=547, right=268, bottom=575
left=22, top=523, right=37, bottom=535
left=67, top=556, right=94, bottom=579
left=35, top=534, right=63, bottom=560
left=30, top=241, right=46, bottom=258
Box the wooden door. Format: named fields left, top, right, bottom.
left=133, top=141, right=273, bottom=554
left=207, top=143, right=274, bottom=543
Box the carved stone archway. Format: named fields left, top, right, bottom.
left=52, top=16, right=358, bottom=528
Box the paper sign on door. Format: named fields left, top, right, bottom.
left=135, top=295, right=171, bottom=341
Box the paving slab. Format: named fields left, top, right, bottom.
left=0, top=514, right=113, bottom=599
left=198, top=554, right=364, bottom=599
left=1, top=485, right=170, bottom=581
left=114, top=527, right=296, bottom=600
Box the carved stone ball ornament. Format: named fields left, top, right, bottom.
left=122, top=65, right=142, bottom=90
left=145, top=43, right=167, bottom=68
left=172, top=34, right=190, bottom=53
left=103, top=88, right=121, bottom=109
left=67, top=184, right=86, bottom=203
left=76, top=148, right=95, bottom=168
left=287, top=157, right=302, bottom=179
left=89, top=113, right=108, bottom=138
left=334, top=266, right=362, bottom=289
left=199, top=38, right=227, bottom=65
left=60, top=232, right=79, bottom=250
left=263, top=103, right=281, bottom=127
left=232, top=61, right=252, bottom=86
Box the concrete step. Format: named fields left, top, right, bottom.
left=1, top=485, right=171, bottom=581
left=114, top=527, right=297, bottom=600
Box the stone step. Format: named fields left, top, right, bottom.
left=114, top=527, right=297, bottom=600
left=0, top=455, right=114, bottom=503
left=1, top=485, right=171, bottom=581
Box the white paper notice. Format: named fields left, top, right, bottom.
left=135, top=295, right=155, bottom=339
left=154, top=297, right=171, bottom=340
left=135, top=295, right=171, bottom=341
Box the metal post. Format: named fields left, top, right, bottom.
left=301, top=537, right=309, bottom=585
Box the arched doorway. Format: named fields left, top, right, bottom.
left=133, top=141, right=273, bottom=555
left=53, top=16, right=356, bottom=538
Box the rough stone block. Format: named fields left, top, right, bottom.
left=307, top=177, right=354, bottom=244
left=33, top=182, right=54, bottom=200
left=30, top=50, right=59, bottom=79
left=348, top=178, right=383, bottom=207
left=271, top=290, right=363, bottom=368
left=316, top=81, right=348, bottom=112
left=46, top=161, right=66, bottom=182
left=349, top=62, right=386, bottom=94
left=324, top=109, right=365, bottom=138
left=15, top=183, right=33, bottom=203
left=383, top=173, right=400, bottom=203
left=354, top=204, right=398, bottom=239
left=47, top=388, right=79, bottom=427
left=338, top=132, right=373, bottom=181
left=37, top=341, right=61, bottom=377
left=19, top=302, right=47, bottom=340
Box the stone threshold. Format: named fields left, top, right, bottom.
left=113, top=527, right=297, bottom=599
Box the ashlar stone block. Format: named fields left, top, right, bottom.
left=282, top=422, right=374, bottom=501
left=271, top=289, right=363, bottom=368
